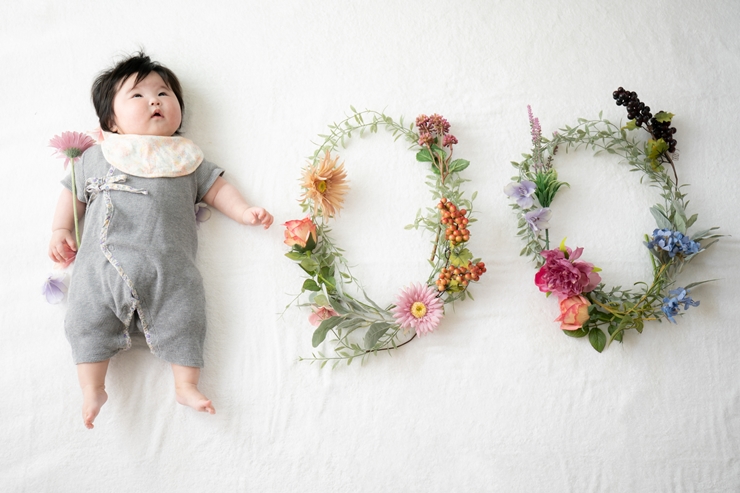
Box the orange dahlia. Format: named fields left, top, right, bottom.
left=301, top=151, right=349, bottom=220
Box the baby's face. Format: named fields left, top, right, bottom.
left=111, top=72, right=182, bottom=136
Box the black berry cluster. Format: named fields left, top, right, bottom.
left=613, top=87, right=652, bottom=126
left=650, top=116, right=678, bottom=153
left=613, top=87, right=678, bottom=153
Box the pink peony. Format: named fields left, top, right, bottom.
left=49, top=131, right=96, bottom=169
left=308, top=306, right=338, bottom=327
left=555, top=295, right=591, bottom=331
left=283, top=217, right=317, bottom=249
left=391, top=283, right=444, bottom=336
left=534, top=245, right=601, bottom=299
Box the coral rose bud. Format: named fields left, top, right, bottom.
left=283, top=217, right=317, bottom=249
left=555, top=295, right=591, bottom=331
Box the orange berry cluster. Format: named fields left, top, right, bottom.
left=435, top=261, right=487, bottom=292
left=438, top=197, right=470, bottom=246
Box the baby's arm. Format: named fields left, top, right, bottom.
left=202, top=177, right=273, bottom=229
left=49, top=189, right=86, bottom=264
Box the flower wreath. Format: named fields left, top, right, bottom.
left=284, top=108, right=486, bottom=367
left=506, top=90, right=721, bottom=352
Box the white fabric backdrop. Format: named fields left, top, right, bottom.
left=2, top=1, right=738, bottom=491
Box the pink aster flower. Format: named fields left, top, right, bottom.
left=534, top=245, right=601, bottom=299
left=308, top=306, right=338, bottom=327
left=391, top=283, right=444, bottom=336
left=49, top=131, right=95, bottom=170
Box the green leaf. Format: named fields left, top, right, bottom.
left=673, top=211, right=687, bottom=234
left=431, top=144, right=446, bottom=159
left=302, top=279, right=321, bottom=292
left=313, top=294, right=329, bottom=307
left=364, top=322, right=391, bottom=349
left=416, top=148, right=433, bottom=163
left=686, top=213, right=698, bottom=229
left=449, top=159, right=470, bottom=173
left=588, top=328, right=606, bottom=353
left=562, top=327, right=589, bottom=338
left=649, top=206, right=673, bottom=230
left=646, top=139, right=669, bottom=160
left=654, top=111, right=674, bottom=123
left=285, top=251, right=305, bottom=261
left=622, top=119, right=638, bottom=131
left=607, top=324, right=624, bottom=341
left=684, top=279, right=719, bottom=290
left=449, top=248, right=473, bottom=267
left=300, top=257, right=319, bottom=275
left=312, top=316, right=342, bottom=347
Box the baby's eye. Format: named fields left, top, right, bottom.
left=132, top=93, right=142, bottom=98
left=158, top=92, right=168, bottom=97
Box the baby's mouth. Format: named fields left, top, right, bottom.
left=151, top=111, right=163, bottom=118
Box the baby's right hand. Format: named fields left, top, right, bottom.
left=49, top=229, right=77, bottom=267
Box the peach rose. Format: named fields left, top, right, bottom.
left=283, top=217, right=317, bottom=249
left=555, top=295, right=590, bottom=331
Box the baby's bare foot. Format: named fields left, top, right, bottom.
left=175, top=384, right=216, bottom=414
left=81, top=385, right=108, bottom=429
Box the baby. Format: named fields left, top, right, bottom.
left=48, top=52, right=273, bottom=429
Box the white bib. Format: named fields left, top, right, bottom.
left=100, top=133, right=204, bottom=178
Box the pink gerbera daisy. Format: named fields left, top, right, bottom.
left=49, top=131, right=96, bottom=169
left=391, top=283, right=444, bottom=336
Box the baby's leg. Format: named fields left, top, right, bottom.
left=77, top=360, right=110, bottom=429
left=171, top=364, right=215, bottom=414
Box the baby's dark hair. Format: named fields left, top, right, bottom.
left=92, top=51, right=184, bottom=133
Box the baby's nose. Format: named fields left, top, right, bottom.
left=150, top=98, right=161, bottom=105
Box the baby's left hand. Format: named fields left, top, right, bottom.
left=242, top=207, right=274, bottom=229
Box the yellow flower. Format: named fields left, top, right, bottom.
left=301, top=151, right=349, bottom=220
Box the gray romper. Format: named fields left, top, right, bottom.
left=62, top=145, right=223, bottom=367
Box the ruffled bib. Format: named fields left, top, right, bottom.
left=100, top=133, right=204, bottom=178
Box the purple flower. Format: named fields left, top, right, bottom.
left=527, top=105, right=542, bottom=145
left=194, top=203, right=211, bottom=228
left=42, top=272, right=68, bottom=304
left=504, top=180, right=537, bottom=209
left=525, top=207, right=552, bottom=233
